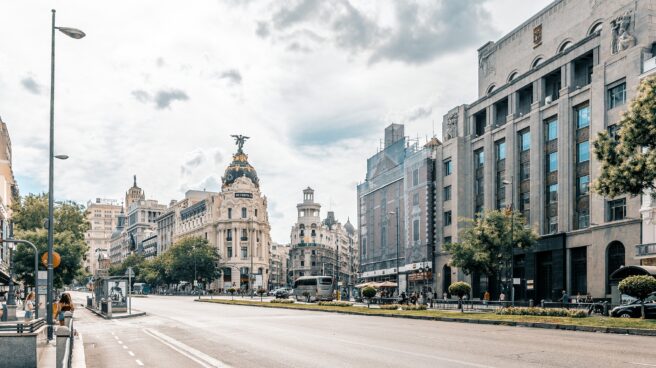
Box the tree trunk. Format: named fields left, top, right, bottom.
left=642, top=302, right=646, bottom=319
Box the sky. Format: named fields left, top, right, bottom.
left=0, top=0, right=552, bottom=243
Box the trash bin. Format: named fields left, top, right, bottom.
left=87, top=296, right=93, bottom=308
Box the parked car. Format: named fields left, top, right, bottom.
left=274, top=288, right=291, bottom=299
left=610, top=292, right=656, bottom=318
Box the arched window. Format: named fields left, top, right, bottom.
left=589, top=21, right=603, bottom=35
left=442, top=265, right=452, bottom=297
left=311, top=229, right=316, bottom=237
left=486, top=84, right=496, bottom=95
left=507, top=71, right=518, bottom=83
left=558, top=41, right=573, bottom=53
left=531, top=57, right=544, bottom=69
left=606, top=241, right=625, bottom=293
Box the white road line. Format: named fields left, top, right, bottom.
left=128, top=351, right=135, bottom=357
left=143, top=328, right=230, bottom=368
left=136, top=359, right=144, bottom=366
left=114, top=336, right=119, bottom=340
left=123, top=345, right=128, bottom=349
left=629, top=363, right=656, bottom=367
left=118, top=340, right=123, bottom=344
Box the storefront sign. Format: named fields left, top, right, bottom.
left=235, top=193, right=253, bottom=198
left=408, top=272, right=432, bottom=281
left=526, top=279, right=534, bottom=290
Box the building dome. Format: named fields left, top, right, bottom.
left=344, top=217, right=355, bottom=235
left=222, top=135, right=259, bottom=188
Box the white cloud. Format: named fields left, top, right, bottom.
left=0, top=0, right=551, bottom=243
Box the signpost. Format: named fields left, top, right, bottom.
left=125, top=267, right=135, bottom=315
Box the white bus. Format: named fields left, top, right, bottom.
left=293, top=276, right=334, bottom=302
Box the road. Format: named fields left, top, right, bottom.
left=70, top=292, right=656, bottom=368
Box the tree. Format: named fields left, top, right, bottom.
left=448, top=282, right=472, bottom=312
left=444, top=210, right=537, bottom=295
left=228, top=287, right=236, bottom=300
left=362, top=286, right=377, bottom=308
left=257, top=287, right=266, bottom=302
left=593, top=75, right=656, bottom=198
left=11, top=194, right=89, bottom=288
left=618, top=275, right=656, bottom=319
left=166, top=236, right=221, bottom=286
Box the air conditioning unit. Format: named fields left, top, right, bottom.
left=545, top=96, right=553, bottom=104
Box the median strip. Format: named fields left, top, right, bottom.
left=196, top=299, right=656, bottom=336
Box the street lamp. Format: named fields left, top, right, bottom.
left=388, top=210, right=400, bottom=298
left=503, top=179, right=515, bottom=306
left=47, top=9, right=85, bottom=340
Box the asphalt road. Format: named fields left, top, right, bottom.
left=70, top=292, right=656, bottom=368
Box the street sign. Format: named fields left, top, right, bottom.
left=37, top=286, right=47, bottom=294
left=41, top=251, right=61, bottom=268
left=37, top=271, right=47, bottom=286
left=513, top=278, right=521, bottom=285
left=125, top=268, right=135, bottom=277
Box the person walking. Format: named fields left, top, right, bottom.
left=499, top=292, right=506, bottom=302
left=24, top=292, right=36, bottom=320
left=483, top=290, right=490, bottom=305
left=559, top=290, right=569, bottom=308
left=58, top=293, right=74, bottom=326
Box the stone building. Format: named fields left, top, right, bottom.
left=290, top=188, right=359, bottom=295
left=84, top=198, right=122, bottom=275
left=357, top=124, right=437, bottom=295
left=159, top=136, right=272, bottom=291
left=269, top=243, right=290, bottom=289
left=0, top=117, right=17, bottom=286
left=433, top=0, right=651, bottom=301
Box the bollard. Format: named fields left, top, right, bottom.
left=529, top=299, right=534, bottom=307
left=107, top=301, right=112, bottom=318
left=540, top=299, right=545, bottom=308
left=64, top=311, right=73, bottom=328
left=55, top=326, right=71, bottom=368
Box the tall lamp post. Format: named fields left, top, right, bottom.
left=388, top=210, right=400, bottom=298
left=47, top=9, right=85, bottom=340
left=503, top=179, right=515, bottom=306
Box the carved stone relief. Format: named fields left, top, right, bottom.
left=611, top=11, right=635, bottom=54
left=444, top=111, right=458, bottom=141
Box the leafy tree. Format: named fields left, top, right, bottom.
left=140, top=256, right=171, bottom=287
left=362, top=286, right=377, bottom=308
left=257, top=287, right=267, bottom=302
left=619, top=275, right=656, bottom=319
left=593, top=75, right=656, bottom=197
left=166, top=236, right=221, bottom=286
left=448, top=281, right=472, bottom=312
left=109, top=253, right=145, bottom=279
left=444, top=209, right=537, bottom=294
left=228, top=287, right=236, bottom=300
left=11, top=194, right=89, bottom=288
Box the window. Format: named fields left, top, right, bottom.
left=608, top=124, right=620, bottom=141
left=228, top=208, right=232, bottom=219
left=226, top=229, right=232, bottom=241
left=443, top=186, right=452, bottom=201
left=607, top=198, right=626, bottom=222
left=606, top=242, right=625, bottom=293
left=444, top=159, right=452, bottom=176
left=546, top=118, right=558, bottom=141
left=241, top=247, right=248, bottom=258
left=444, top=211, right=452, bottom=226
left=577, top=176, right=590, bottom=196
left=412, top=169, right=419, bottom=186
left=241, top=229, right=248, bottom=240
left=444, top=236, right=452, bottom=245
left=520, top=161, right=530, bottom=181
left=495, top=140, right=506, bottom=161
left=548, top=152, right=558, bottom=172
left=475, top=178, right=484, bottom=195
left=607, top=82, right=626, bottom=110
left=300, top=261, right=305, bottom=267
left=576, top=105, right=590, bottom=129
left=577, top=141, right=590, bottom=163
left=519, top=130, right=531, bottom=151
left=413, top=219, right=420, bottom=242
left=241, top=207, right=247, bottom=218
left=412, top=193, right=419, bottom=206
left=475, top=149, right=485, bottom=169
left=548, top=216, right=558, bottom=234
left=548, top=184, right=558, bottom=204
left=255, top=209, right=258, bottom=217
left=227, top=247, right=232, bottom=258
left=520, top=192, right=530, bottom=220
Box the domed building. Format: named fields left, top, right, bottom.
left=158, top=135, right=271, bottom=292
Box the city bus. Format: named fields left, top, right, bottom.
left=293, top=276, right=334, bottom=302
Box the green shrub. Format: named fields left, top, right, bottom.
left=619, top=275, right=656, bottom=301
left=318, top=301, right=354, bottom=307
left=362, top=286, right=377, bottom=299
left=496, top=307, right=587, bottom=318
left=379, top=304, right=401, bottom=310
left=400, top=304, right=427, bottom=311
left=448, top=281, right=471, bottom=299
left=270, top=299, right=295, bottom=304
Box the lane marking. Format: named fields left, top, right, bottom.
left=118, top=340, right=123, bottom=344
left=123, top=345, right=128, bottom=349
left=143, top=328, right=231, bottom=368
left=114, top=336, right=119, bottom=340
left=128, top=351, right=135, bottom=357
left=136, top=359, right=144, bottom=366
left=629, top=363, right=656, bottom=367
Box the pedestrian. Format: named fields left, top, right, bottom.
left=499, top=292, right=506, bottom=302
left=58, top=293, right=74, bottom=326
left=443, top=292, right=448, bottom=300
left=24, top=292, right=36, bottom=320
left=559, top=290, right=569, bottom=308
left=483, top=290, right=490, bottom=305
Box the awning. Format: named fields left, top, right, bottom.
left=609, top=265, right=656, bottom=282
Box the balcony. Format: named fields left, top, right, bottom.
left=636, top=243, right=656, bottom=259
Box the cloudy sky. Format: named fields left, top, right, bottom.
left=0, top=0, right=551, bottom=243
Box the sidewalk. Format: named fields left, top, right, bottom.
left=85, top=305, right=146, bottom=319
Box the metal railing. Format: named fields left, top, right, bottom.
left=0, top=318, right=46, bottom=333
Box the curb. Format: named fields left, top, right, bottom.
left=84, top=306, right=146, bottom=319
left=196, top=300, right=656, bottom=337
